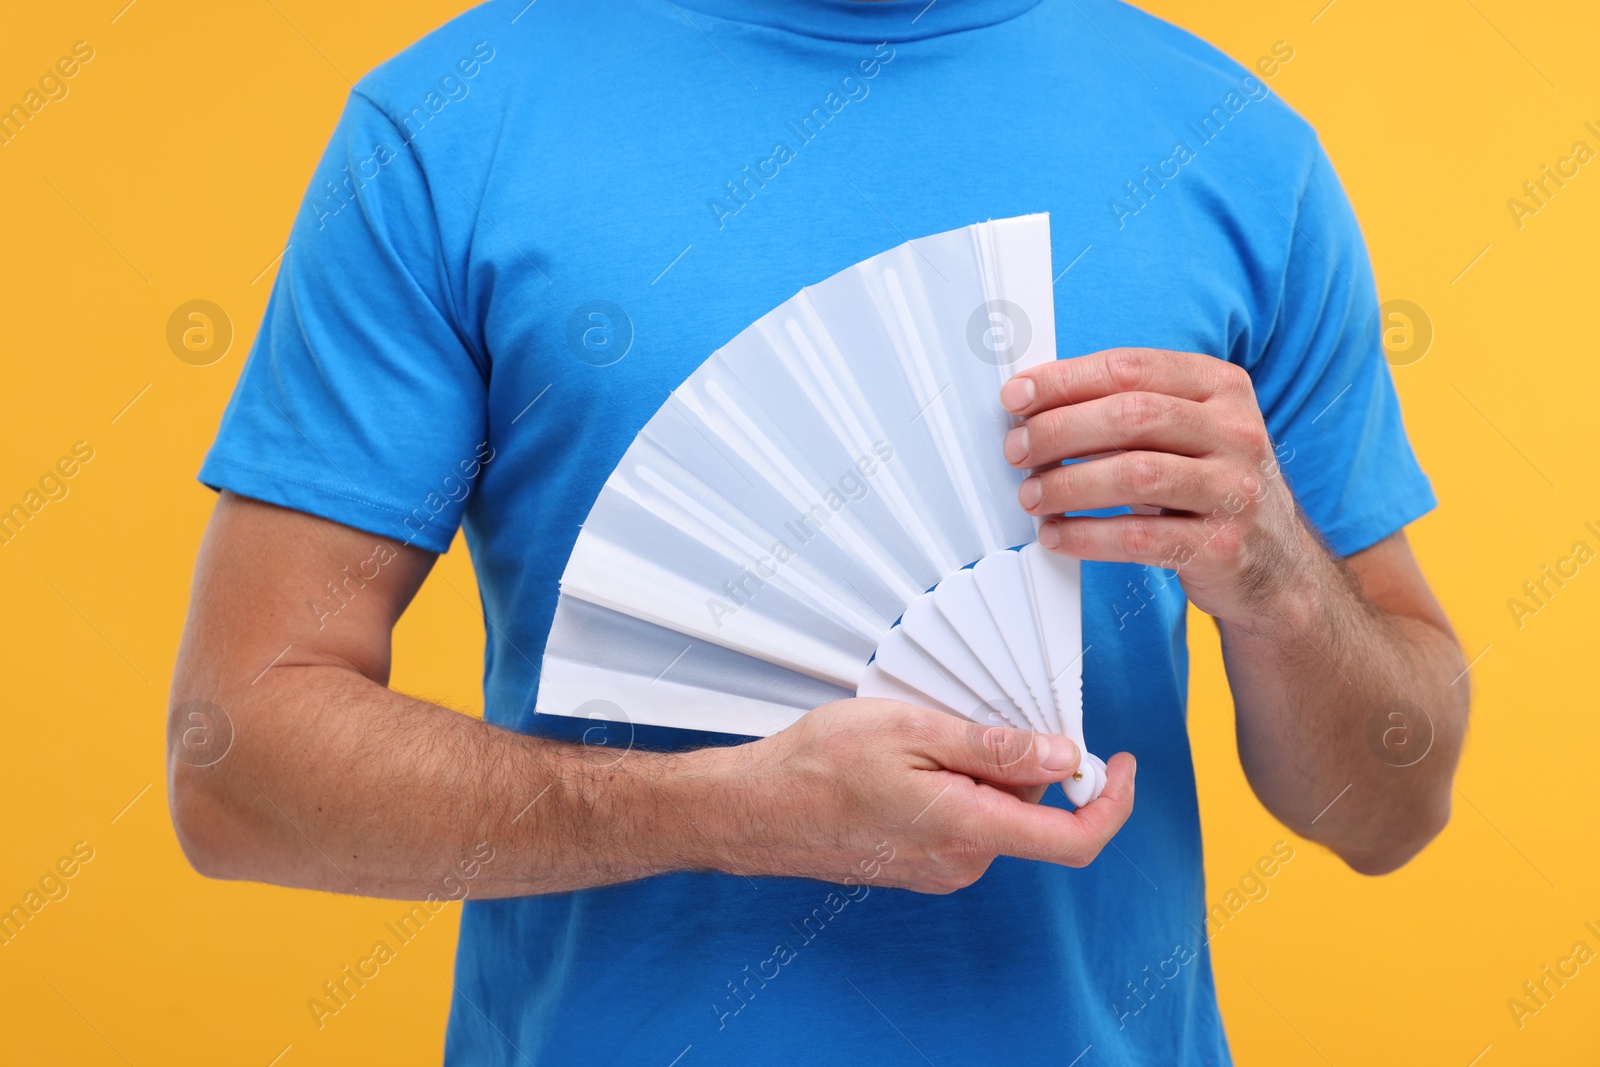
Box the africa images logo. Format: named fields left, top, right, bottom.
left=566, top=301, right=634, bottom=367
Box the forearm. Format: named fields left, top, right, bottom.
left=1218, top=533, right=1468, bottom=873
left=169, top=664, right=734, bottom=899
left=169, top=671, right=1141, bottom=899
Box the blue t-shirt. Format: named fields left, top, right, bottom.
left=199, top=1, right=1436, bottom=1062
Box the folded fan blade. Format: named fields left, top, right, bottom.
left=856, top=661, right=969, bottom=720
left=863, top=622, right=1003, bottom=727
left=972, top=549, right=1062, bottom=735
left=931, top=566, right=1048, bottom=733
left=1020, top=543, right=1085, bottom=738
left=540, top=595, right=852, bottom=735
left=895, top=596, right=1026, bottom=728
left=1018, top=542, right=1103, bottom=805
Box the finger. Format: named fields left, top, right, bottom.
left=1040, top=513, right=1216, bottom=569
left=1018, top=452, right=1217, bottom=517
left=910, top=716, right=1083, bottom=787
left=1000, top=349, right=1251, bottom=416
left=1057, top=750, right=1138, bottom=853
left=970, top=751, right=1137, bottom=867
left=1001, top=392, right=1215, bottom=468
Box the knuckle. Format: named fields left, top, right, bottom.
left=975, top=724, right=1030, bottom=770
left=1068, top=458, right=1092, bottom=493
left=1120, top=517, right=1156, bottom=558
left=1219, top=414, right=1268, bottom=452
left=1031, top=408, right=1065, bottom=455
left=1119, top=391, right=1157, bottom=434
left=976, top=726, right=1008, bottom=767
left=1120, top=452, right=1163, bottom=496
left=1216, top=360, right=1254, bottom=397
left=1105, top=348, right=1153, bottom=392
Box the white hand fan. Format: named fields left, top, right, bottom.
left=537, top=213, right=1106, bottom=805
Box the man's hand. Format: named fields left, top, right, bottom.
left=169, top=493, right=1134, bottom=900
left=703, top=700, right=1136, bottom=894
left=999, top=347, right=1312, bottom=624
left=997, top=348, right=1469, bottom=875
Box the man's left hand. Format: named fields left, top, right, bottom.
left=1000, top=346, right=1316, bottom=625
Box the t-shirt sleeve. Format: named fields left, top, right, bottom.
left=1243, top=143, right=1437, bottom=558
left=198, top=90, right=488, bottom=554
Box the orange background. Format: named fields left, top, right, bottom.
left=1, top=1, right=1596, bottom=1063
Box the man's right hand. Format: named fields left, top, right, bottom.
left=696, top=700, right=1136, bottom=894
left=169, top=492, right=1134, bottom=901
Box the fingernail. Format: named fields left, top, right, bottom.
left=1000, top=377, right=1035, bottom=413
left=1003, top=425, right=1029, bottom=465
left=1018, top=476, right=1043, bottom=510
left=1038, top=521, right=1060, bottom=550
left=1037, top=734, right=1078, bottom=772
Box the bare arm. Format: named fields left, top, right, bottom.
left=1217, top=529, right=1466, bottom=875
left=1000, top=349, right=1467, bottom=876
left=168, top=492, right=1137, bottom=900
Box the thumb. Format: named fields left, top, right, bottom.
left=915, top=718, right=1083, bottom=787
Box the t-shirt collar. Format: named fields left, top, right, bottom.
left=671, top=0, right=1045, bottom=43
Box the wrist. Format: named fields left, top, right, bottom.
left=504, top=736, right=734, bottom=887
left=1224, top=521, right=1337, bottom=636
left=642, top=740, right=767, bottom=877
